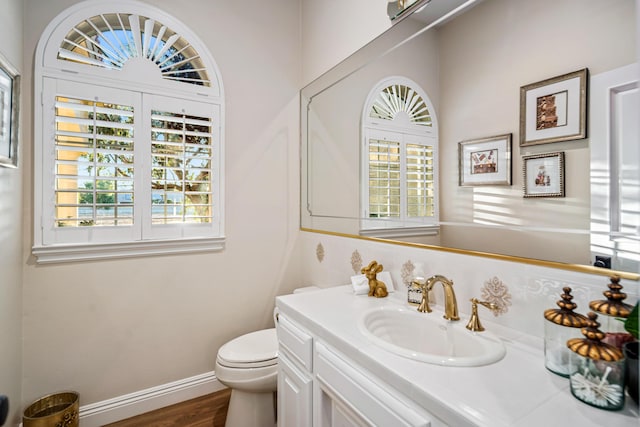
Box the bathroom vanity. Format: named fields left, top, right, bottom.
left=275, top=286, right=639, bottom=427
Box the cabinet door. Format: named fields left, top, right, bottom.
left=314, top=342, right=431, bottom=427
left=278, top=354, right=313, bottom=427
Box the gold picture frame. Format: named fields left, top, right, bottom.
left=523, top=152, right=565, bottom=198
left=0, top=51, right=20, bottom=168
left=519, top=69, right=587, bottom=147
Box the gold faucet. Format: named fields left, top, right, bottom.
left=411, top=274, right=460, bottom=321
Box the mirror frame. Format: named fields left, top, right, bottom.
left=300, top=0, right=639, bottom=281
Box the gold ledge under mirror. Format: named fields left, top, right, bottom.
left=301, top=228, right=640, bottom=281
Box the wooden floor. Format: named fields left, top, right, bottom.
left=104, top=388, right=231, bottom=427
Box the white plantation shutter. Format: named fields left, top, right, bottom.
left=368, top=137, right=401, bottom=219
left=150, top=112, right=213, bottom=224
left=406, top=138, right=435, bottom=219
left=42, top=79, right=142, bottom=245
left=144, top=95, right=220, bottom=240
left=54, top=95, right=135, bottom=228
left=363, top=130, right=436, bottom=230
left=39, top=81, right=221, bottom=250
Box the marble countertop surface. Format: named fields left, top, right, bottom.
left=275, top=285, right=639, bottom=427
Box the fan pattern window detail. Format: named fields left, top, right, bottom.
left=55, top=96, right=135, bottom=228
left=151, top=111, right=213, bottom=224
left=369, top=83, right=433, bottom=126
left=58, top=13, right=210, bottom=86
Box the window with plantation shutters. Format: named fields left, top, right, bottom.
left=34, top=1, right=224, bottom=263
left=361, top=77, right=438, bottom=237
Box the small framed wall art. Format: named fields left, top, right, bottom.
left=458, top=133, right=512, bottom=186
left=523, top=152, right=565, bottom=198
left=0, top=51, right=20, bottom=168
left=519, top=68, right=587, bottom=147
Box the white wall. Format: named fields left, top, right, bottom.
left=21, top=0, right=302, bottom=409
left=301, top=0, right=391, bottom=85
left=0, top=0, right=23, bottom=424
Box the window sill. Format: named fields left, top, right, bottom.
left=359, top=225, right=439, bottom=239
left=32, top=237, right=226, bottom=264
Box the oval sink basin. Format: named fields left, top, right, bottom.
left=358, top=306, right=506, bottom=367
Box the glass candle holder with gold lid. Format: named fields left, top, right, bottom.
left=567, top=312, right=626, bottom=411
left=543, top=287, right=588, bottom=377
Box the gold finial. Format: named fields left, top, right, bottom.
left=567, top=312, right=624, bottom=361
left=588, top=276, right=632, bottom=318
left=544, top=287, right=588, bottom=327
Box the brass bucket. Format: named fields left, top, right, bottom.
left=23, top=391, right=79, bottom=427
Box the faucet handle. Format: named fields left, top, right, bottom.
left=410, top=278, right=432, bottom=313
left=465, top=298, right=498, bottom=332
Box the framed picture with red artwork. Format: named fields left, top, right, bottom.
left=519, top=69, right=587, bottom=147
left=458, top=133, right=512, bottom=186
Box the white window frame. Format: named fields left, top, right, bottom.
left=33, top=0, right=225, bottom=263
left=590, top=63, right=640, bottom=272
left=360, top=76, right=439, bottom=238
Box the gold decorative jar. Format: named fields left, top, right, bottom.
left=543, top=287, right=588, bottom=377
left=567, top=312, right=625, bottom=411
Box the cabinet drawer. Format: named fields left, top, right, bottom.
left=277, top=315, right=313, bottom=371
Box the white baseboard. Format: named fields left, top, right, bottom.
left=77, top=371, right=225, bottom=427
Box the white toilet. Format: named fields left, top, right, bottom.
left=215, top=328, right=279, bottom=427
left=215, top=287, right=319, bottom=427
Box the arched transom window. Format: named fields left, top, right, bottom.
left=368, top=82, right=433, bottom=127
left=33, top=0, right=225, bottom=263
left=57, top=13, right=211, bottom=86
left=361, top=76, right=439, bottom=237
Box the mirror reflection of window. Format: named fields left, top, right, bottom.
left=360, top=76, right=439, bottom=237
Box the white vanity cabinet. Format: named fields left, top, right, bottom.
left=277, top=313, right=434, bottom=427
left=276, top=286, right=640, bottom=427
left=277, top=315, right=314, bottom=427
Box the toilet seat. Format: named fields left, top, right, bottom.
left=217, top=328, right=278, bottom=369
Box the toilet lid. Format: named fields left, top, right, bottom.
left=217, top=328, right=278, bottom=368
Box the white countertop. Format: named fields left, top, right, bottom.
left=275, top=285, right=639, bottom=427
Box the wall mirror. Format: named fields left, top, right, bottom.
left=301, top=0, right=640, bottom=280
